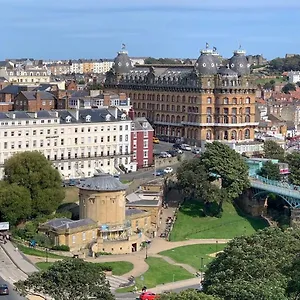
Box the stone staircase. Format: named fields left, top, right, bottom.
left=107, top=275, right=131, bottom=291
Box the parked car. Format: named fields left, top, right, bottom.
left=0, top=284, right=9, bottom=295
left=140, top=292, right=159, bottom=300
left=164, top=167, right=173, bottom=174
left=159, top=152, right=171, bottom=158
left=192, top=148, right=201, bottom=154
left=172, top=143, right=182, bottom=149
left=180, top=144, right=192, bottom=151
left=153, top=137, right=160, bottom=144
left=167, top=150, right=178, bottom=157
left=153, top=169, right=165, bottom=176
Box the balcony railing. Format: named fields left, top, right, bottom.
left=51, top=152, right=132, bottom=163
left=99, top=221, right=131, bottom=232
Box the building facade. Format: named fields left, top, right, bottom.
left=130, top=117, right=154, bottom=168
left=105, top=46, right=258, bottom=148
left=0, top=108, right=136, bottom=179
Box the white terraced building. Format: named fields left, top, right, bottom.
left=0, top=108, right=137, bottom=179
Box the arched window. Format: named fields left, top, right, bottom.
left=161, top=114, right=165, bottom=122
left=156, top=114, right=160, bottom=121
left=138, top=93, right=141, bottom=99
left=182, top=116, right=185, bottom=122
left=232, top=97, right=237, bottom=104
left=194, top=129, right=198, bottom=140
left=166, top=115, right=170, bottom=122
left=161, top=104, right=165, bottom=111
left=182, top=96, right=186, bottom=103
left=245, top=115, right=250, bottom=122
left=137, top=103, right=141, bottom=109
left=162, top=95, right=165, bottom=101
left=232, top=116, right=237, bottom=124
left=137, top=112, right=141, bottom=117
left=176, top=116, right=180, bottom=123
left=231, top=130, right=237, bottom=140
left=177, top=105, right=180, bottom=111
left=245, top=97, right=250, bottom=104
left=223, top=97, right=229, bottom=104
left=206, top=130, right=212, bottom=140
left=156, top=104, right=160, bottom=110
left=142, top=112, right=146, bottom=117
left=171, top=115, right=175, bottom=123
left=142, top=103, right=146, bottom=109
left=171, top=95, right=175, bottom=102
left=207, top=115, right=212, bottom=123
left=177, top=96, right=181, bottom=102
left=166, top=95, right=170, bottom=102
left=245, top=129, right=250, bottom=139
left=157, top=95, right=160, bottom=101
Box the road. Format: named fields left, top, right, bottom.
left=120, top=141, right=194, bottom=181
left=0, top=246, right=26, bottom=300
left=115, top=284, right=200, bottom=299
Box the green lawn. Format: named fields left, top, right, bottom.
left=17, top=244, right=66, bottom=259
left=170, top=201, right=268, bottom=241
left=63, top=186, right=79, bottom=203
left=117, top=257, right=193, bottom=293
left=159, top=244, right=226, bottom=271
left=36, top=261, right=134, bottom=276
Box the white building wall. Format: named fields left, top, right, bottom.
left=0, top=116, right=134, bottom=179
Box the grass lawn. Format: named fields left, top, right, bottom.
left=117, top=257, right=193, bottom=293
left=17, top=244, right=66, bottom=259
left=255, top=77, right=287, bottom=85
left=159, top=244, right=226, bottom=271
left=63, top=186, right=79, bottom=203
left=170, top=201, right=268, bottom=241
left=36, top=261, right=134, bottom=276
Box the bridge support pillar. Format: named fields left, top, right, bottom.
left=291, top=209, right=300, bottom=228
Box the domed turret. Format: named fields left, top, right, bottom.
left=195, top=46, right=218, bottom=75
left=212, top=47, right=222, bottom=67
left=113, top=44, right=133, bottom=74
left=218, top=67, right=238, bottom=77
left=229, top=48, right=250, bottom=76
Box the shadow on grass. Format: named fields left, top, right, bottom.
left=57, top=202, right=79, bottom=220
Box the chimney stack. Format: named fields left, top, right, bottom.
left=128, top=108, right=135, bottom=120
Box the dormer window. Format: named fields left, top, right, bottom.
left=66, top=116, right=72, bottom=123
left=85, top=115, right=91, bottom=122
left=143, top=122, right=147, bottom=128
left=105, top=114, right=111, bottom=121
left=121, top=113, right=126, bottom=120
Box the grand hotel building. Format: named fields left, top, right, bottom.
left=104, top=46, right=258, bottom=148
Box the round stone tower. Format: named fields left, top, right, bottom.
left=78, top=173, right=127, bottom=226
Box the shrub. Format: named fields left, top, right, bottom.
left=51, top=245, right=70, bottom=251
left=98, top=264, right=112, bottom=271
left=95, top=251, right=112, bottom=257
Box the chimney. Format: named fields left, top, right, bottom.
left=114, top=107, right=118, bottom=119
left=128, top=108, right=135, bottom=120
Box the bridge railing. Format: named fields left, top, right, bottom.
left=251, top=175, right=300, bottom=193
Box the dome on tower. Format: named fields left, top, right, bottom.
left=113, top=44, right=133, bottom=74
left=229, top=48, right=250, bottom=76
left=218, top=67, right=238, bottom=77
left=195, top=48, right=218, bottom=75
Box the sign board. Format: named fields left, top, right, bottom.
left=0, top=222, right=9, bottom=231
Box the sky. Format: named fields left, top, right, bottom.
left=1, top=0, right=300, bottom=60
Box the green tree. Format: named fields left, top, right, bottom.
left=286, top=255, right=300, bottom=299
left=263, top=140, right=285, bottom=161
left=200, top=142, right=249, bottom=201
left=4, top=151, right=65, bottom=217
left=282, top=83, right=296, bottom=94
left=160, top=289, right=219, bottom=300
left=15, top=259, right=114, bottom=300
left=177, top=160, right=222, bottom=202
left=286, top=152, right=300, bottom=185
left=258, top=161, right=281, bottom=180
left=263, top=82, right=274, bottom=90
left=203, top=227, right=300, bottom=300
left=0, top=182, right=31, bottom=225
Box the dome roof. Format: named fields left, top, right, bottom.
left=195, top=49, right=218, bottom=75
left=77, top=173, right=128, bottom=192
left=218, top=67, right=238, bottom=77
left=212, top=52, right=222, bottom=67
left=114, top=49, right=132, bottom=74
left=229, top=49, right=250, bottom=76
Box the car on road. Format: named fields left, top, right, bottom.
left=0, top=284, right=9, bottom=295
left=192, top=147, right=201, bottom=154
left=180, top=144, right=192, bottom=151
left=153, top=137, right=160, bottom=144
left=167, top=150, right=178, bottom=157
left=172, top=143, right=182, bottom=149
left=153, top=169, right=165, bottom=176
left=164, top=167, right=173, bottom=174
left=139, top=291, right=159, bottom=300
left=159, top=152, right=171, bottom=158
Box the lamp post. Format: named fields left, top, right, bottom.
left=200, top=257, right=204, bottom=282
left=45, top=248, right=49, bottom=263
left=145, top=242, right=148, bottom=259
left=216, top=240, right=218, bottom=253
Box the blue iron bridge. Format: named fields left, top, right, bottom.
left=250, top=175, right=300, bottom=208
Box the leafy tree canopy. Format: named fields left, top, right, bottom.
left=203, top=227, right=300, bottom=300
left=200, top=142, right=249, bottom=200
left=177, top=159, right=224, bottom=208
left=160, top=289, right=220, bottom=300
left=0, top=182, right=31, bottom=226
left=4, top=151, right=65, bottom=217
left=269, top=55, right=300, bottom=72
left=286, top=152, right=300, bottom=185
left=258, top=160, right=281, bottom=181
left=282, top=83, right=296, bottom=94
left=144, top=57, right=181, bottom=64
left=15, top=259, right=114, bottom=300
left=263, top=140, right=285, bottom=161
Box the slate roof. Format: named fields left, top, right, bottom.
left=42, top=218, right=96, bottom=230
left=21, top=91, right=56, bottom=101
left=126, top=208, right=147, bottom=216
left=0, top=85, right=26, bottom=95
left=127, top=200, right=159, bottom=207
left=77, top=173, right=128, bottom=192
left=33, top=84, right=56, bottom=91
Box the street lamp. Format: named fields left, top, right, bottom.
left=145, top=242, right=148, bottom=259
left=45, top=248, right=49, bottom=263
left=200, top=257, right=204, bottom=282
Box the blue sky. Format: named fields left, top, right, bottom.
left=2, top=0, right=300, bottom=60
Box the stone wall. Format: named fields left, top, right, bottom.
left=154, top=156, right=179, bottom=169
